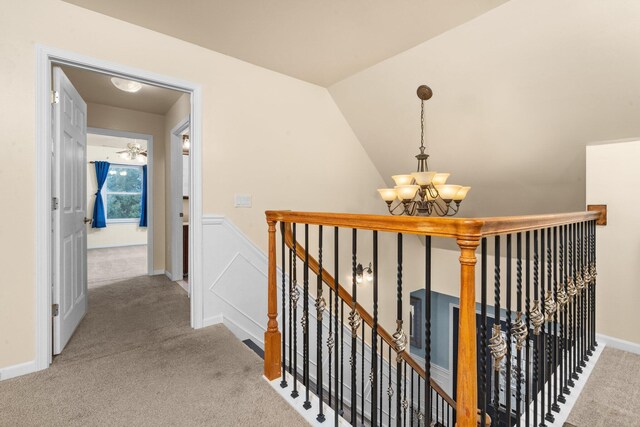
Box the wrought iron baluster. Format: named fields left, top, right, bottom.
left=569, top=224, right=582, bottom=387
left=586, top=221, right=593, bottom=356
left=403, top=361, right=408, bottom=427
left=506, top=234, right=513, bottom=420
left=388, top=345, right=392, bottom=427
left=441, top=390, right=445, bottom=426
left=416, top=376, right=421, bottom=427
left=435, top=389, right=440, bottom=425
left=328, top=277, right=333, bottom=408
left=532, top=229, right=540, bottom=427
left=350, top=228, right=358, bottom=424
left=410, top=368, right=414, bottom=427
left=581, top=222, right=588, bottom=365
left=361, top=323, right=365, bottom=426
left=539, top=229, right=548, bottom=425
left=480, top=237, right=488, bottom=427
left=562, top=224, right=571, bottom=396
left=333, top=227, right=340, bottom=423
left=490, top=236, right=503, bottom=421
left=558, top=226, right=567, bottom=403
left=393, top=233, right=402, bottom=427
left=372, top=230, right=380, bottom=426
left=425, top=235, right=432, bottom=427
left=551, top=227, right=560, bottom=414
left=578, top=222, right=584, bottom=369
left=281, top=222, right=288, bottom=388
left=288, top=230, right=293, bottom=377
left=591, top=220, right=596, bottom=349
left=576, top=222, right=585, bottom=372
left=514, top=233, right=523, bottom=426
left=340, top=299, right=345, bottom=416
left=316, top=225, right=325, bottom=422
left=291, top=223, right=299, bottom=399
left=525, top=231, right=531, bottom=427
left=544, top=228, right=554, bottom=423
left=303, top=224, right=311, bottom=410
left=380, top=339, right=384, bottom=424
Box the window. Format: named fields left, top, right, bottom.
left=105, top=165, right=143, bottom=222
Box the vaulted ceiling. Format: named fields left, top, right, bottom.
left=62, top=0, right=507, bottom=86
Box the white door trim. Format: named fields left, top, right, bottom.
left=35, top=45, right=204, bottom=371
left=169, top=116, right=190, bottom=282
left=87, top=127, right=154, bottom=275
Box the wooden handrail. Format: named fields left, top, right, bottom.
left=266, top=210, right=601, bottom=239
left=282, top=223, right=456, bottom=409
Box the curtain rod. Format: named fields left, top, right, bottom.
left=88, top=161, right=146, bottom=167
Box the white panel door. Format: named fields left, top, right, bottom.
left=53, top=66, right=88, bottom=354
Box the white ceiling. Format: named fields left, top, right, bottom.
left=62, top=0, right=507, bottom=87
left=60, top=66, right=183, bottom=114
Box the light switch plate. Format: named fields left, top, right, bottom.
left=234, top=194, right=252, bottom=208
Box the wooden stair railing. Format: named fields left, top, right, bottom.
left=264, top=210, right=602, bottom=427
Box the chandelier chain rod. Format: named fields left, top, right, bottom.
left=420, top=99, right=425, bottom=152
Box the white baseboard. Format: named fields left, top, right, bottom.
left=202, top=314, right=224, bottom=328
left=223, top=315, right=265, bottom=347
left=596, top=333, right=640, bottom=355
left=0, top=360, right=37, bottom=381
left=152, top=269, right=165, bottom=276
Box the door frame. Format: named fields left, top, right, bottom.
left=87, top=127, right=155, bottom=275
left=35, top=45, right=204, bottom=370
left=169, top=116, right=190, bottom=283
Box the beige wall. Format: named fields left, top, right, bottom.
left=87, top=103, right=165, bottom=272
left=329, top=0, right=640, bottom=218
left=0, top=0, right=393, bottom=369
left=164, top=93, right=190, bottom=274
left=587, top=141, right=640, bottom=345
left=86, top=144, right=147, bottom=249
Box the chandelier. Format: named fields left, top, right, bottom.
left=377, top=85, right=470, bottom=216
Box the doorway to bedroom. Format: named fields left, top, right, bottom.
left=86, top=130, right=153, bottom=288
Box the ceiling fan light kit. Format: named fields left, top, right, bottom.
left=117, top=142, right=147, bottom=162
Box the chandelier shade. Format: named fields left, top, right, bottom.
left=377, top=85, right=470, bottom=217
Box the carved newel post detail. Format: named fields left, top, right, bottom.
left=457, top=237, right=480, bottom=427
left=264, top=220, right=282, bottom=380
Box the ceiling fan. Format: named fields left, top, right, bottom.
left=116, top=142, right=147, bottom=162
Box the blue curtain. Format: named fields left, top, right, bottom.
left=91, top=161, right=110, bottom=228
left=139, top=164, right=148, bottom=227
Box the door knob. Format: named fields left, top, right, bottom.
left=84, top=217, right=92, bottom=224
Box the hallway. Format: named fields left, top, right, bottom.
left=0, top=276, right=304, bottom=426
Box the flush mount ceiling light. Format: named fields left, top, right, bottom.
left=111, top=77, right=143, bottom=93
left=377, top=85, right=470, bottom=217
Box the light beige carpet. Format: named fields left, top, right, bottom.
left=565, top=347, right=640, bottom=426
left=88, top=245, right=147, bottom=288
left=0, top=275, right=306, bottom=426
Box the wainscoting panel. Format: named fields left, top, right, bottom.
left=201, top=215, right=451, bottom=422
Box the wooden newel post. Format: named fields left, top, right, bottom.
left=456, top=237, right=480, bottom=427
left=264, top=220, right=282, bottom=380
